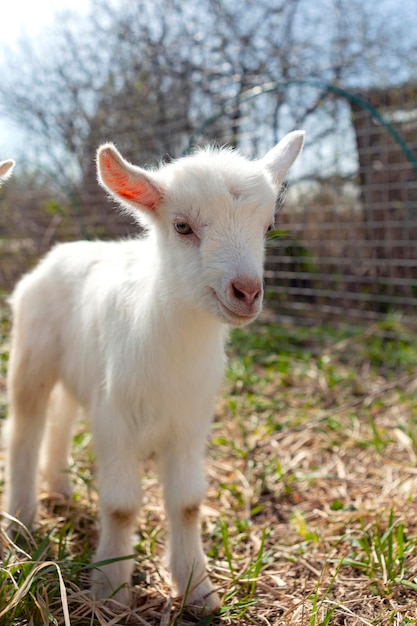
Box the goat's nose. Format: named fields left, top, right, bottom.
left=231, top=278, right=262, bottom=305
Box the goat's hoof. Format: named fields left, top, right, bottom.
left=43, top=478, right=72, bottom=500
left=185, top=585, right=221, bottom=615
left=90, top=572, right=130, bottom=606
left=4, top=519, right=33, bottom=549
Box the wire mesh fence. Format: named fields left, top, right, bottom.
left=264, top=83, right=417, bottom=323
left=0, top=82, right=416, bottom=325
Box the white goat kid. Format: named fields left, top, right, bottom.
left=0, top=159, right=15, bottom=184
left=4, top=132, right=304, bottom=612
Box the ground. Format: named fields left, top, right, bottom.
left=1, top=304, right=417, bottom=625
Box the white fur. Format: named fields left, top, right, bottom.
left=4, top=132, right=304, bottom=612
left=0, top=159, right=15, bottom=184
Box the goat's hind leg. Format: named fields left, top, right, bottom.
left=40, top=383, right=79, bottom=498
left=4, top=345, right=56, bottom=528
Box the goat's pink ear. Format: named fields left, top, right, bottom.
left=97, top=143, right=163, bottom=212
left=0, top=159, right=15, bottom=182
left=261, top=130, right=305, bottom=190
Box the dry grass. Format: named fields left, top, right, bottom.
left=1, top=306, right=417, bottom=625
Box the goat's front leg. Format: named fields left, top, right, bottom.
left=158, top=443, right=221, bottom=614
left=90, top=411, right=142, bottom=605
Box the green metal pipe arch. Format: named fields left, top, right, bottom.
left=187, top=79, right=417, bottom=174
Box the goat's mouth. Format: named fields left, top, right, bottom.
left=212, top=291, right=261, bottom=326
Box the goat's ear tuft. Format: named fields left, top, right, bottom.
left=0, top=159, right=15, bottom=183
left=97, top=143, right=163, bottom=213
left=261, top=130, right=305, bottom=191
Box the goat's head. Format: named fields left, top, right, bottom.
left=0, top=160, right=15, bottom=185
left=97, top=132, right=304, bottom=327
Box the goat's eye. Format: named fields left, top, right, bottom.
left=266, top=223, right=275, bottom=235
left=175, top=222, right=193, bottom=235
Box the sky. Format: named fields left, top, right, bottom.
left=0, top=0, right=415, bottom=165
left=0, top=0, right=87, bottom=47
left=1, top=0, right=88, bottom=154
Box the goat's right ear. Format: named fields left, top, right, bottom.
left=97, top=144, right=163, bottom=213
left=0, top=159, right=15, bottom=183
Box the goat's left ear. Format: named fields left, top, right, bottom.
left=261, top=130, right=305, bottom=191
left=97, top=143, right=164, bottom=214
